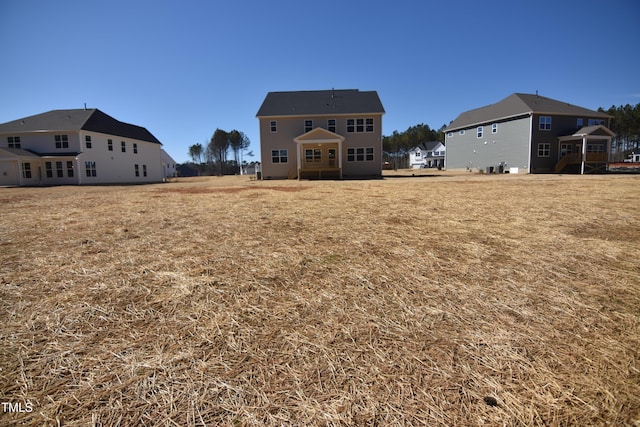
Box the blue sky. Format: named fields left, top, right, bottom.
left=1, top=0, right=638, bottom=163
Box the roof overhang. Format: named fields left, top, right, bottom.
left=558, top=125, right=616, bottom=142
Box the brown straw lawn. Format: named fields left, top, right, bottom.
left=1, top=172, right=639, bottom=426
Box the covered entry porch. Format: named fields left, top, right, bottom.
left=555, top=125, right=615, bottom=174
left=292, top=128, right=345, bottom=179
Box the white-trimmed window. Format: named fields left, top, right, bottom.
left=492, top=123, right=498, bottom=134
left=270, top=121, right=277, bottom=133
left=135, top=164, right=140, bottom=177
left=271, top=149, right=288, bottom=163
left=347, top=147, right=374, bottom=162
left=66, top=161, right=74, bottom=177
left=108, top=139, right=113, bottom=151
left=45, top=162, right=53, bottom=178
left=538, top=143, right=550, bottom=157
left=56, top=161, right=64, bottom=178
left=447, top=132, right=453, bottom=138
left=560, top=143, right=573, bottom=156
left=539, top=116, right=552, bottom=130
left=85, top=135, right=92, bottom=149
left=55, top=134, right=69, bottom=149
left=133, top=143, right=138, bottom=154
left=305, top=148, right=321, bottom=162
left=85, top=161, right=97, bottom=177
left=22, top=162, right=32, bottom=179
left=588, top=144, right=604, bottom=152
left=121, top=141, right=126, bottom=152
left=143, top=164, right=147, bottom=177
left=328, top=119, right=336, bottom=132
left=588, top=119, right=604, bottom=126
left=347, top=118, right=374, bottom=133
left=304, top=120, right=313, bottom=132
left=8, top=136, right=21, bottom=148
left=477, top=126, right=483, bottom=138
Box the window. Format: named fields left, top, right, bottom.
left=539, top=116, right=552, bottom=130
left=492, top=123, right=498, bottom=134
left=270, top=121, right=277, bottom=132
left=577, top=118, right=584, bottom=128
left=133, top=143, right=138, bottom=154
left=347, top=147, right=374, bottom=162
left=588, top=119, right=604, bottom=126
left=85, top=135, right=92, bottom=149
left=56, top=161, right=63, bottom=178
left=108, top=139, right=113, bottom=151
left=538, top=143, right=550, bottom=157
left=447, top=132, right=453, bottom=138
left=459, top=130, right=465, bottom=135
left=8, top=136, right=21, bottom=148
left=55, top=134, right=69, bottom=149
left=271, top=149, right=288, bottom=163
left=304, top=120, right=313, bottom=132
left=477, top=126, right=483, bottom=138
left=135, top=164, right=140, bottom=177
left=328, top=119, right=336, bottom=132
left=66, top=161, right=74, bottom=177
left=85, top=161, right=97, bottom=177
left=415, top=150, right=422, bottom=158
left=560, top=144, right=573, bottom=156
left=22, top=162, right=32, bottom=179
left=588, top=144, right=604, bottom=152
left=305, top=148, right=321, bottom=162
left=121, top=141, right=126, bottom=152
left=143, top=165, right=147, bottom=177
left=347, top=118, right=374, bottom=133
left=366, top=118, right=374, bottom=132
left=45, top=162, right=53, bottom=178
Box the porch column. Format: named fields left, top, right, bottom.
left=297, top=143, right=302, bottom=181
left=581, top=135, right=587, bottom=175
left=338, top=139, right=343, bottom=179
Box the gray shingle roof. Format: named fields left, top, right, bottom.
left=256, top=89, right=385, bottom=117
left=0, top=109, right=161, bottom=144
left=446, top=93, right=611, bottom=131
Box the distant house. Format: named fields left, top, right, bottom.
left=444, top=93, right=614, bottom=173
left=0, top=109, right=167, bottom=186
left=161, top=149, right=177, bottom=180
left=256, top=89, right=385, bottom=179
left=409, top=141, right=446, bottom=169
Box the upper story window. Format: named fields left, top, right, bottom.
left=121, top=141, right=126, bottom=152
left=8, top=136, right=21, bottom=148
left=108, top=139, right=113, bottom=151
left=328, top=119, right=336, bottom=132
left=133, top=143, right=138, bottom=154
left=492, top=123, right=498, bottom=134
left=55, top=134, right=69, bottom=149
left=588, top=119, right=604, bottom=126
left=539, top=116, right=552, bottom=130
left=270, top=121, right=277, bottom=133
left=85, top=135, right=92, bottom=149
left=477, top=126, right=483, bottom=138
left=304, top=120, right=313, bottom=133
left=347, top=118, right=374, bottom=133
left=577, top=118, right=584, bottom=128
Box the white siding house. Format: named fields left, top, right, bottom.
left=409, top=141, right=446, bottom=169
left=0, top=109, right=166, bottom=186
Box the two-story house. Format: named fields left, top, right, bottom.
left=256, top=89, right=385, bottom=179
left=444, top=93, right=614, bottom=174
left=0, top=108, right=164, bottom=186
left=409, top=141, right=446, bottom=169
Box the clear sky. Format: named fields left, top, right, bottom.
left=1, top=0, right=638, bottom=164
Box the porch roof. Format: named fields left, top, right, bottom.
left=293, top=127, right=345, bottom=144
left=558, top=125, right=616, bottom=142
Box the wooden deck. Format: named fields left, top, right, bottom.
left=555, top=152, right=608, bottom=173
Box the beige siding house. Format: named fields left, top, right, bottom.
left=256, top=89, right=385, bottom=179
left=0, top=109, right=164, bottom=186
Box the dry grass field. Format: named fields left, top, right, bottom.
left=1, top=172, right=639, bottom=426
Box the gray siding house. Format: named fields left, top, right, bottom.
left=444, top=93, right=614, bottom=173
left=256, top=89, right=385, bottom=179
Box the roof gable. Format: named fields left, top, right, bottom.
left=294, top=127, right=345, bottom=143
left=0, top=109, right=161, bottom=144
left=446, top=93, right=611, bottom=131
left=257, top=89, right=385, bottom=117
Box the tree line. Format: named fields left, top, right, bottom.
left=187, top=129, right=252, bottom=176
left=382, top=123, right=446, bottom=169
left=599, top=103, right=640, bottom=160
